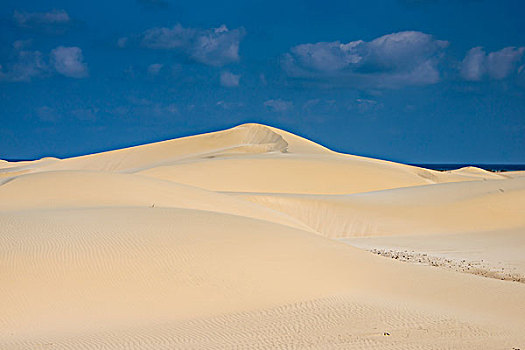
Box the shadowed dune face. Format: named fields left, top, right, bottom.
left=1, top=123, right=524, bottom=348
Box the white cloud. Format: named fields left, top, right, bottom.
left=460, top=46, right=525, bottom=81
left=264, top=99, right=293, bottom=112
left=517, top=64, right=525, bottom=88
left=0, top=47, right=47, bottom=82
left=282, top=31, right=449, bottom=88
left=190, top=25, right=244, bottom=66
left=487, top=47, right=525, bottom=79
left=1, top=44, right=90, bottom=82
left=13, top=9, right=70, bottom=27
left=147, top=63, right=164, bottom=75
left=51, top=46, right=88, bottom=78
left=138, top=24, right=245, bottom=66
left=141, top=24, right=194, bottom=49
left=220, top=71, right=240, bottom=87
left=460, top=47, right=485, bottom=81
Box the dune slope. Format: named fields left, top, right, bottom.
left=0, top=170, right=311, bottom=231
left=2, top=208, right=525, bottom=348
left=236, top=176, right=525, bottom=238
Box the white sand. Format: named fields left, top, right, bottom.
left=1, top=123, right=524, bottom=349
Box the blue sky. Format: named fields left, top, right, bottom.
left=1, top=0, right=524, bottom=163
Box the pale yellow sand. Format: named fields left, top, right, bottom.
left=1, top=123, right=524, bottom=349
left=236, top=176, right=525, bottom=238
left=0, top=170, right=310, bottom=231
left=344, top=228, right=525, bottom=282
left=505, top=170, right=525, bottom=178
left=0, top=124, right=503, bottom=191
left=2, top=208, right=525, bottom=348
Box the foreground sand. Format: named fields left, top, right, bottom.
left=1, top=123, right=524, bottom=349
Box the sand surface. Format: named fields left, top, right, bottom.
left=344, top=229, right=525, bottom=283
left=1, top=123, right=524, bottom=349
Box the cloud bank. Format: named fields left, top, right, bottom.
left=12, top=9, right=72, bottom=34
left=1, top=44, right=88, bottom=82
left=0, top=49, right=47, bottom=82
left=282, top=31, right=449, bottom=88
left=51, top=46, right=88, bottom=78
left=13, top=9, right=70, bottom=27
left=124, top=24, right=245, bottom=66
left=460, top=46, right=525, bottom=81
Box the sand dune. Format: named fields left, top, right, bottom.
left=0, top=124, right=328, bottom=176
left=135, top=147, right=505, bottom=195
left=2, top=208, right=525, bottom=348
left=505, top=170, right=525, bottom=178
left=236, top=174, right=525, bottom=282
left=1, top=124, right=500, bottom=193
left=1, top=123, right=524, bottom=348
left=0, top=157, right=59, bottom=178
left=449, top=166, right=508, bottom=179
left=236, top=176, right=525, bottom=238
left=0, top=170, right=310, bottom=231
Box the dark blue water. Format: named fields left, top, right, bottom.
left=411, top=164, right=525, bottom=172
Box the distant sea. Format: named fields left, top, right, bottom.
left=412, top=164, right=525, bottom=172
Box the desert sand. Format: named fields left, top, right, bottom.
left=1, top=123, right=524, bottom=349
